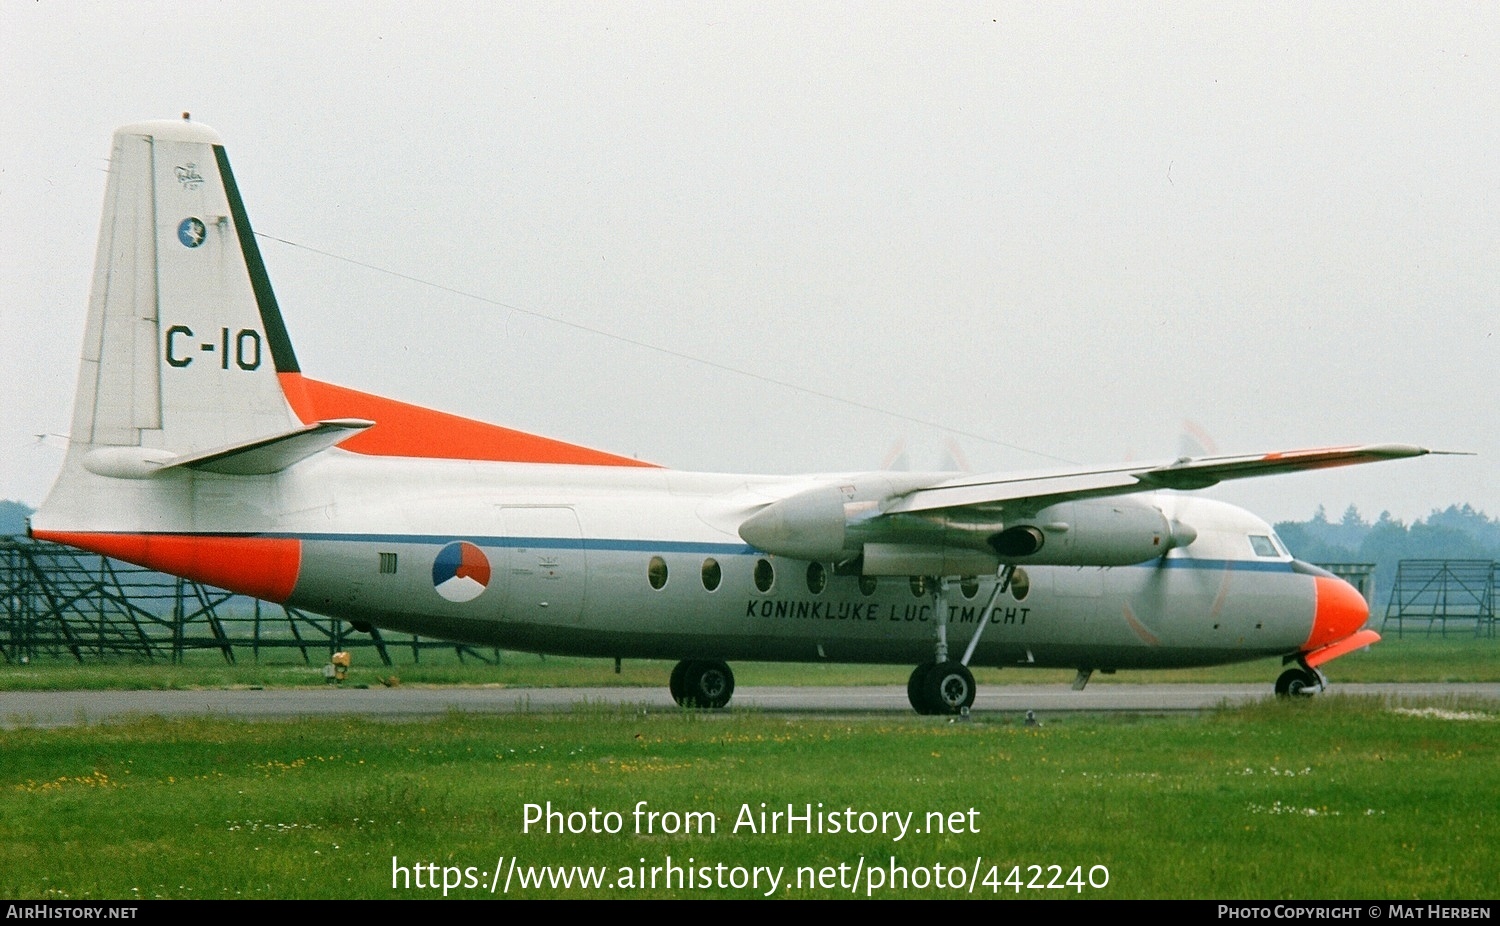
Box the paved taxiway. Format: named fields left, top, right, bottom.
left=2, top=683, right=1497, bottom=728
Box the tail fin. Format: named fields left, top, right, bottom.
left=31, top=118, right=652, bottom=600
left=67, top=118, right=300, bottom=460
left=51, top=117, right=651, bottom=480
left=29, top=118, right=311, bottom=598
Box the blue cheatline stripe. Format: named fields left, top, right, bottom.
left=44, top=530, right=1300, bottom=573
left=1129, top=558, right=1295, bottom=573
left=266, top=531, right=758, bottom=556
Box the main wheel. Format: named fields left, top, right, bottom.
left=669, top=660, right=692, bottom=703
left=1275, top=666, right=1320, bottom=698
left=926, top=660, right=976, bottom=715
left=908, top=662, right=938, bottom=714
left=675, top=659, right=735, bottom=708
left=908, top=661, right=976, bottom=715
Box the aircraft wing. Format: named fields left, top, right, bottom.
left=884, top=444, right=1432, bottom=516
left=738, top=444, right=1432, bottom=565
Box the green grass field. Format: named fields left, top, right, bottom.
left=2, top=635, right=1494, bottom=899
left=2, top=634, right=1496, bottom=691
left=1, top=697, right=1496, bottom=899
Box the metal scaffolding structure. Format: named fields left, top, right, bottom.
left=0, top=537, right=500, bottom=665
left=1318, top=563, right=1377, bottom=614
left=1380, top=559, right=1497, bottom=638
left=7, top=539, right=1496, bottom=663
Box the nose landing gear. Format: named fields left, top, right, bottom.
left=1274, top=664, right=1326, bottom=697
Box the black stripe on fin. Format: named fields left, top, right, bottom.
left=213, top=144, right=300, bottom=374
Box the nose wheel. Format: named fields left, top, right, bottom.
left=669, top=659, right=735, bottom=708
left=1274, top=665, right=1325, bottom=697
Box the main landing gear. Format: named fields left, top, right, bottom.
left=669, top=659, right=735, bottom=708
left=908, top=661, right=977, bottom=715
left=1274, top=663, right=1326, bottom=698
left=904, top=566, right=1016, bottom=715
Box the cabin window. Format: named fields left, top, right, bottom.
left=378, top=552, right=398, bottom=575
left=1248, top=535, right=1279, bottom=558
left=909, top=575, right=928, bottom=598
left=648, top=555, right=669, bottom=589
left=754, top=558, right=775, bottom=593
left=701, top=558, right=722, bottom=592
left=806, top=561, right=827, bottom=594
left=959, top=575, right=979, bottom=599
left=858, top=574, right=877, bottom=596
left=1010, top=567, right=1031, bottom=601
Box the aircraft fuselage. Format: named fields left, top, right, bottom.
left=36, top=453, right=1337, bottom=671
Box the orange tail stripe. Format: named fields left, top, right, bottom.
left=32, top=531, right=301, bottom=603
left=279, top=373, right=658, bottom=468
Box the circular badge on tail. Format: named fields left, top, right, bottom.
left=177, top=217, right=206, bottom=248
left=432, top=541, right=491, bottom=603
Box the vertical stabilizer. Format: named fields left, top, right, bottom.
left=68, top=118, right=298, bottom=458
left=31, top=119, right=307, bottom=594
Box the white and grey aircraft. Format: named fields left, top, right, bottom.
left=31, top=119, right=1430, bottom=713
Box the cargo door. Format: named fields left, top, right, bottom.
left=500, top=506, right=587, bottom=625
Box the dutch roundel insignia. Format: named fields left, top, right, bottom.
left=177, top=217, right=206, bottom=248
left=432, top=541, right=491, bottom=603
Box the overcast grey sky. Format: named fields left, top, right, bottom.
left=1, top=2, right=1492, bottom=524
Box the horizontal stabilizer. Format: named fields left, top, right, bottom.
left=159, top=418, right=374, bottom=475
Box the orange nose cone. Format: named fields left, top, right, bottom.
left=1305, top=575, right=1370, bottom=650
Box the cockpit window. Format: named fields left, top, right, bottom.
left=1248, top=535, right=1279, bottom=557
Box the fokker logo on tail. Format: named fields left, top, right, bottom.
left=174, top=163, right=204, bottom=190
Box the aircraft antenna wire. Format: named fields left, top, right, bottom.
left=254, top=232, right=1076, bottom=465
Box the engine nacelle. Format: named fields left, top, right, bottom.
left=737, top=479, right=901, bottom=561
left=738, top=479, right=1197, bottom=569
left=986, top=498, right=1196, bottom=566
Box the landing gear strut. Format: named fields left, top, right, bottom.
left=669, top=659, right=735, bottom=708
left=905, top=568, right=1015, bottom=715
left=1274, top=664, right=1324, bottom=697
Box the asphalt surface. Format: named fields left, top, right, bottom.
left=2, top=683, right=1497, bottom=728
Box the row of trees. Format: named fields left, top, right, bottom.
left=1275, top=504, right=1500, bottom=599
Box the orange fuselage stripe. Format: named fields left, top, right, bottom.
left=32, top=531, right=301, bottom=603
left=278, top=373, right=659, bottom=468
